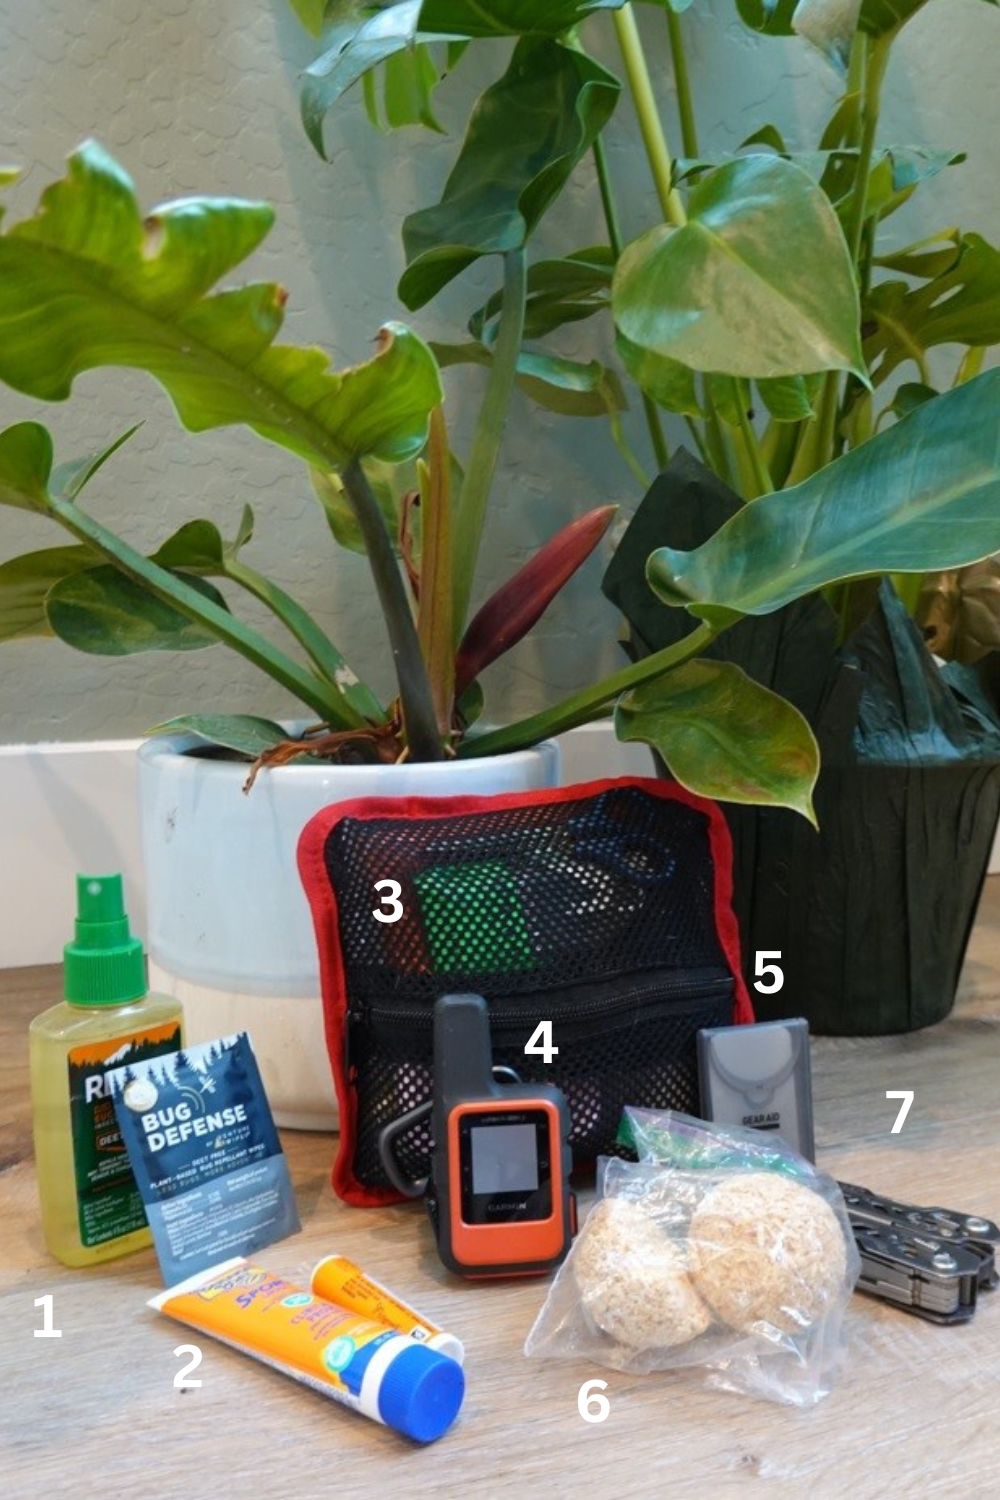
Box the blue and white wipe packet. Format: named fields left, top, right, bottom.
left=106, top=1033, right=300, bottom=1285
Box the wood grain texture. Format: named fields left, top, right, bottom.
left=3, top=883, right=1000, bottom=1499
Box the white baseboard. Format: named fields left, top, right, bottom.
left=0, top=724, right=653, bottom=970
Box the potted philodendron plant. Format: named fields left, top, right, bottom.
left=289, top=0, right=1000, bottom=1033
left=1, top=8, right=1000, bottom=1115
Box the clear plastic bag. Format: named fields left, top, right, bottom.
left=524, top=1110, right=860, bottom=1407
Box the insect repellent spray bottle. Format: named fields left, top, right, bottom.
left=29, top=874, right=184, bottom=1267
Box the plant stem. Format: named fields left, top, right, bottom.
left=416, top=404, right=455, bottom=737
left=613, top=5, right=687, bottom=227
left=735, top=397, right=773, bottom=497
left=665, top=6, right=698, bottom=158
left=46, top=494, right=363, bottom=728
left=592, top=133, right=669, bottom=473
left=458, top=620, right=717, bottom=757
left=452, top=247, right=527, bottom=635
left=341, top=457, right=444, bottom=759
left=844, top=37, right=889, bottom=269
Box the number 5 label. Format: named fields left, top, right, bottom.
left=753, top=951, right=784, bottom=994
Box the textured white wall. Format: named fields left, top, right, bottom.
left=1, top=0, right=998, bottom=744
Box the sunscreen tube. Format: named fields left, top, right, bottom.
left=149, top=1259, right=464, bottom=1443
left=310, top=1255, right=464, bottom=1364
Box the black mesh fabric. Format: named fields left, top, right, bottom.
left=319, top=783, right=740, bottom=1193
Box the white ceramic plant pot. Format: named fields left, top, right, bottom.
left=137, top=734, right=561, bottom=1130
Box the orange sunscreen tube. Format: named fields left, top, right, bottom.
left=149, top=1258, right=464, bottom=1443
left=310, top=1255, right=464, bottom=1364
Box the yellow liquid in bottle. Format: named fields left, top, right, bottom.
left=30, top=994, right=183, bottom=1267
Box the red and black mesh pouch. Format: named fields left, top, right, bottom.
left=297, top=776, right=753, bottom=1207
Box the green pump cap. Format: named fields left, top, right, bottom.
left=63, top=874, right=147, bottom=1007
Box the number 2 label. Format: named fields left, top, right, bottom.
left=174, top=1344, right=203, bottom=1389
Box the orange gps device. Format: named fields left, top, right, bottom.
left=379, top=994, right=576, bottom=1279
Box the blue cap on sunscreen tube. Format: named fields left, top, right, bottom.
left=376, top=1343, right=465, bottom=1443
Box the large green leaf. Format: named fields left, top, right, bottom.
left=399, top=38, right=619, bottom=309
left=0, top=546, right=98, bottom=642
left=615, top=660, right=819, bottom=821
left=647, top=368, right=1000, bottom=617
left=46, top=566, right=228, bottom=654
left=0, top=142, right=442, bottom=470
left=860, top=0, right=997, bottom=39
left=612, top=155, right=866, bottom=380
left=865, top=233, right=1000, bottom=385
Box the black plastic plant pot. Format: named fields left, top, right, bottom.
left=725, top=757, right=1000, bottom=1035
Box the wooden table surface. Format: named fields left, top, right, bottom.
left=4, top=884, right=1000, bottom=1500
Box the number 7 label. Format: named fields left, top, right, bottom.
left=886, top=1091, right=914, bottom=1133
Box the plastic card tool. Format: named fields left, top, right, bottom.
left=840, top=1181, right=999, bottom=1324
left=697, top=1017, right=815, bottom=1160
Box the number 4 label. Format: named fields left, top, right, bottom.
left=525, top=1020, right=558, bottom=1065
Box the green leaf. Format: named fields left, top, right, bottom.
left=147, top=714, right=291, bottom=757
left=865, top=234, right=1000, bottom=385
left=0, top=546, right=98, bottom=642
left=647, top=368, right=1000, bottom=616
left=469, top=247, right=613, bottom=344
left=757, top=373, right=821, bottom=421
left=734, top=0, right=798, bottom=33
left=288, top=0, right=332, bottom=35
left=860, top=0, right=997, bottom=41
left=399, top=38, right=619, bottom=310
left=432, top=340, right=626, bottom=416
left=0, top=142, right=443, bottom=470
left=46, top=565, right=228, bottom=654
left=889, top=381, right=936, bottom=420
left=615, top=659, right=819, bottom=821
left=616, top=331, right=701, bottom=416
left=416, top=1, right=627, bottom=34
left=310, top=459, right=407, bottom=554
left=0, top=422, right=57, bottom=511
left=380, top=44, right=446, bottom=131
left=612, top=155, right=866, bottom=381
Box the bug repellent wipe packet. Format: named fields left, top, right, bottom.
left=106, top=1033, right=300, bottom=1285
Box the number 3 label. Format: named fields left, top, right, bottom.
left=372, top=880, right=403, bottom=924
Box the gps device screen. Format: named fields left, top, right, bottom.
left=470, top=1122, right=539, bottom=1194
left=458, top=1108, right=553, bottom=1225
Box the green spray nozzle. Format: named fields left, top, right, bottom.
left=64, top=873, right=147, bottom=1007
